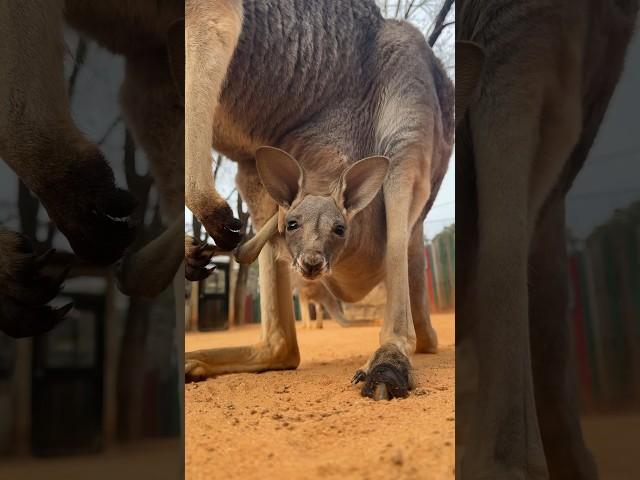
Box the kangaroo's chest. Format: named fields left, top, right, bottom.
left=213, top=0, right=383, bottom=161
left=322, top=200, right=388, bottom=303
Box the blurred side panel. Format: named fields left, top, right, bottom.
left=0, top=2, right=184, bottom=478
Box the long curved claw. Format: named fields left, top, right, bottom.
left=351, top=369, right=367, bottom=385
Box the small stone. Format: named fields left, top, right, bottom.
left=391, top=451, right=404, bottom=466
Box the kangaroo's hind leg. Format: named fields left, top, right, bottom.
left=529, top=195, right=597, bottom=480
left=408, top=221, right=438, bottom=354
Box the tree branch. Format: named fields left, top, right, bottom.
left=67, top=38, right=88, bottom=99
left=213, top=153, right=223, bottom=180
left=428, top=0, right=454, bottom=47
left=97, top=115, right=122, bottom=145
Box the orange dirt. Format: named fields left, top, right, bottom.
left=185, top=313, right=455, bottom=480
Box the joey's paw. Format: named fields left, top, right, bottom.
left=360, top=344, right=412, bottom=400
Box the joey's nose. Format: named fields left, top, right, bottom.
left=301, top=253, right=325, bottom=277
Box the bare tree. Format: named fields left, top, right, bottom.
left=428, top=0, right=454, bottom=47
left=377, top=0, right=454, bottom=72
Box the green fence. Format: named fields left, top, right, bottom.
left=568, top=201, right=640, bottom=411
left=426, top=225, right=455, bottom=312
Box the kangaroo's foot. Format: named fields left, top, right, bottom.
left=185, top=341, right=300, bottom=382
left=0, top=230, right=72, bottom=337
left=415, top=324, right=438, bottom=353
left=184, top=235, right=217, bottom=281
left=352, top=343, right=413, bottom=401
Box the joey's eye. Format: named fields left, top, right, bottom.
left=287, top=220, right=299, bottom=231
left=334, top=225, right=346, bottom=237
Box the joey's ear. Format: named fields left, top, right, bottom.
left=340, top=156, right=389, bottom=217
left=255, top=147, right=303, bottom=208
left=455, top=41, right=485, bottom=126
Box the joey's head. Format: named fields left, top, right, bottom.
left=256, top=147, right=389, bottom=281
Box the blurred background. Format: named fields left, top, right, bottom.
left=0, top=27, right=181, bottom=479
left=565, top=26, right=640, bottom=477
left=454, top=11, right=640, bottom=478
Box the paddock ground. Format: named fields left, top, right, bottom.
left=185, top=314, right=455, bottom=480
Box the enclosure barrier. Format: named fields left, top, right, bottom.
left=568, top=201, right=640, bottom=412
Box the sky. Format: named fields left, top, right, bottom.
left=565, top=30, right=640, bottom=240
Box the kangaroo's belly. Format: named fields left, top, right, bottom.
left=324, top=269, right=385, bottom=304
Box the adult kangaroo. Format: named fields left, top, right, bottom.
left=185, top=0, right=454, bottom=400
left=456, top=0, right=638, bottom=478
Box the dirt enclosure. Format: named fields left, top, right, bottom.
left=185, top=314, right=454, bottom=480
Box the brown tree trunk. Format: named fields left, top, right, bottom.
left=428, top=0, right=454, bottom=47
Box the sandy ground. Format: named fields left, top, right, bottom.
left=185, top=314, right=455, bottom=480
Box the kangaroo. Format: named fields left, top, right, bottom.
left=456, top=0, right=638, bottom=477
left=184, top=0, right=454, bottom=400
left=0, top=0, right=220, bottom=337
